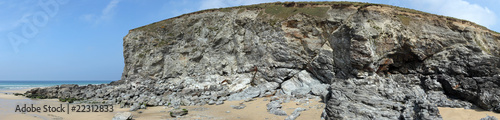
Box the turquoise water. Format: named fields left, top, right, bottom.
left=0, top=81, right=113, bottom=90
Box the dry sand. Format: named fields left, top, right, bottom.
left=0, top=89, right=123, bottom=120
left=438, top=107, right=500, bottom=120
left=0, top=89, right=324, bottom=120
left=1, top=89, right=499, bottom=120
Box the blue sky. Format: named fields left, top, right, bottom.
left=0, top=0, right=498, bottom=81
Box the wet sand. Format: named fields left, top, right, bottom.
left=1, top=89, right=499, bottom=120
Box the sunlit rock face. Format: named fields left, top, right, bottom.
left=26, top=2, right=500, bottom=119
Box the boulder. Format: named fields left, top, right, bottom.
left=285, top=108, right=307, bottom=120
left=169, top=108, right=188, bottom=117
left=112, top=112, right=132, bottom=120
left=481, top=116, right=499, bottom=120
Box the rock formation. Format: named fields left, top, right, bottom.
left=25, top=2, right=500, bottom=119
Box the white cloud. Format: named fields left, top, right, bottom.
left=158, top=1, right=197, bottom=18
left=408, top=0, right=496, bottom=27
left=0, top=1, right=38, bottom=32
left=80, top=14, right=95, bottom=22
left=80, top=0, right=120, bottom=24
left=100, top=0, right=120, bottom=21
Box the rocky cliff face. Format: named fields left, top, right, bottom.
left=26, top=2, right=500, bottom=119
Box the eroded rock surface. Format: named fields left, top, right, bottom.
left=25, top=2, right=500, bottom=119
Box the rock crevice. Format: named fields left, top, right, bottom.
left=25, top=2, right=500, bottom=119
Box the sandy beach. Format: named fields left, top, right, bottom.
left=0, top=88, right=324, bottom=120
left=1, top=88, right=499, bottom=120
left=439, top=107, right=500, bottom=120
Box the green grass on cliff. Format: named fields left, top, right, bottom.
left=261, top=4, right=329, bottom=19
left=132, top=2, right=365, bottom=32
left=131, top=1, right=499, bottom=35
left=396, top=15, right=410, bottom=26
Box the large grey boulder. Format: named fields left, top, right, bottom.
left=285, top=108, right=307, bottom=120
left=112, top=112, right=133, bottom=120
left=129, top=103, right=139, bottom=111
left=170, top=108, right=189, bottom=117
left=267, top=101, right=287, bottom=116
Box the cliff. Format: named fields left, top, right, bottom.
left=27, top=2, right=500, bottom=119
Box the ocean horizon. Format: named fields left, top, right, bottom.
left=0, top=80, right=114, bottom=90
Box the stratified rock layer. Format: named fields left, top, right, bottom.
left=26, top=2, right=500, bottom=119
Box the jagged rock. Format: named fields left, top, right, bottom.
left=285, top=108, right=307, bottom=120
left=230, top=103, right=246, bottom=109
left=207, top=100, right=216, bottom=105
left=169, top=108, right=188, bottom=117
left=267, top=101, right=282, bottom=109
left=129, top=103, right=139, bottom=111
left=270, top=109, right=288, bottom=116
left=481, top=115, right=499, bottom=120
left=215, top=100, right=224, bottom=105
left=227, top=86, right=262, bottom=101
left=267, top=101, right=287, bottom=116
left=112, top=112, right=133, bottom=120
left=24, top=2, right=500, bottom=119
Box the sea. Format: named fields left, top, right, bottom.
left=0, top=80, right=113, bottom=90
